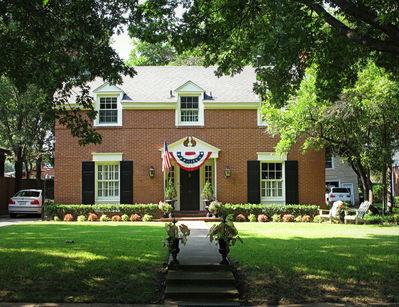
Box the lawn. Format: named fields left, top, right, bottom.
left=230, top=223, right=399, bottom=305
left=0, top=222, right=167, bottom=303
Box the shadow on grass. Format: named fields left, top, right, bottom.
left=231, top=231, right=399, bottom=305
left=0, top=223, right=167, bottom=303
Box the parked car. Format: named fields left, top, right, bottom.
left=8, top=189, right=43, bottom=218
left=325, top=187, right=351, bottom=206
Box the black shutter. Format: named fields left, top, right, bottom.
left=247, top=160, right=260, bottom=203
left=285, top=160, right=299, bottom=204
left=82, top=162, right=95, bottom=204
left=120, top=161, right=133, bottom=204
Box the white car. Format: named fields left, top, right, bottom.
left=8, top=189, right=43, bottom=218
left=325, top=187, right=352, bottom=206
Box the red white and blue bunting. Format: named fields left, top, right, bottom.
left=170, top=151, right=212, bottom=171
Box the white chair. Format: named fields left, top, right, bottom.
left=344, top=201, right=371, bottom=224
left=319, top=201, right=343, bottom=223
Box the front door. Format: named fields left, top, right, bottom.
left=180, top=169, right=200, bottom=210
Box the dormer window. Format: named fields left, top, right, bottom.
left=99, top=97, right=118, bottom=124
left=181, top=96, right=199, bottom=122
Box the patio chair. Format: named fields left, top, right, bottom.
left=344, top=201, right=371, bottom=224
left=319, top=201, right=343, bottom=223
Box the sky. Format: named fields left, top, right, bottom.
left=111, top=25, right=132, bottom=61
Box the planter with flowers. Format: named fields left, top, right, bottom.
left=163, top=220, right=190, bottom=264
left=164, top=179, right=177, bottom=216
left=159, top=201, right=174, bottom=218
left=208, top=219, right=243, bottom=265
left=201, top=181, right=215, bottom=217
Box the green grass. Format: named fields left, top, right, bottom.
left=230, top=223, right=399, bottom=305
left=0, top=222, right=167, bottom=303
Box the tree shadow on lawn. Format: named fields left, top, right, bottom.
left=0, top=223, right=167, bottom=303
left=231, top=233, right=399, bottom=305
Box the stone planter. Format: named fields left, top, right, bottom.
left=218, top=238, right=230, bottom=265
left=165, top=199, right=176, bottom=217
left=168, top=237, right=181, bottom=264
left=204, top=199, right=213, bottom=217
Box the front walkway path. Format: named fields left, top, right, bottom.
left=0, top=215, right=40, bottom=227
left=172, top=220, right=220, bottom=265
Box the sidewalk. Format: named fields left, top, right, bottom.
left=172, top=220, right=220, bottom=265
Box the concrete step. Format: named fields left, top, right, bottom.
left=167, top=270, right=236, bottom=286
left=168, top=264, right=232, bottom=272
left=159, top=217, right=221, bottom=222
left=165, top=284, right=239, bottom=299
left=164, top=298, right=240, bottom=306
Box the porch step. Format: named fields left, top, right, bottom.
left=165, top=284, right=239, bottom=299
left=173, top=210, right=208, bottom=217
left=167, top=270, right=236, bottom=285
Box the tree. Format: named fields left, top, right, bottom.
left=0, top=0, right=135, bottom=145
left=262, top=62, right=399, bottom=212
left=126, top=40, right=204, bottom=66
left=129, top=0, right=399, bottom=106
left=0, top=77, right=54, bottom=191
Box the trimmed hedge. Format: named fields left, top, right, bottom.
left=215, top=203, right=320, bottom=218
left=44, top=204, right=159, bottom=219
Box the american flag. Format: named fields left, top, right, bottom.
left=162, top=138, right=172, bottom=172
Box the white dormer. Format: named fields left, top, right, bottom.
left=174, top=81, right=205, bottom=127
left=93, top=83, right=124, bottom=127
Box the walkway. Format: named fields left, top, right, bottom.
left=164, top=221, right=240, bottom=306
left=0, top=215, right=40, bottom=227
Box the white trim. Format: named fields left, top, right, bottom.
left=175, top=80, right=205, bottom=93
left=203, top=102, right=259, bottom=109
left=92, top=153, right=123, bottom=162
left=257, top=152, right=287, bottom=161
left=122, top=102, right=176, bottom=109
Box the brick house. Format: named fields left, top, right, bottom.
left=55, top=66, right=325, bottom=210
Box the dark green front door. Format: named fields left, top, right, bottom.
left=180, top=169, right=200, bottom=210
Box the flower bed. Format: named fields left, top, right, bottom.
left=44, top=204, right=159, bottom=220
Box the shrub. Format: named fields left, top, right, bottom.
left=44, top=204, right=159, bottom=220
left=208, top=201, right=222, bottom=215
left=63, top=214, right=74, bottom=221
left=372, top=184, right=384, bottom=203
left=313, top=215, right=321, bottom=223
left=87, top=213, right=98, bottom=222
left=272, top=214, right=281, bottom=222
left=121, top=214, right=129, bottom=221
left=77, top=215, right=86, bottom=222
left=158, top=201, right=173, bottom=214
left=302, top=215, right=312, bottom=222
left=295, top=215, right=302, bottom=222
left=142, top=214, right=153, bottom=222
left=130, top=214, right=142, bottom=221
left=100, top=214, right=110, bottom=222
left=165, top=179, right=177, bottom=200
left=363, top=213, right=399, bottom=225
left=209, top=203, right=320, bottom=218
left=53, top=216, right=60, bottom=222
left=226, top=214, right=235, bottom=222
left=282, top=214, right=295, bottom=222
left=248, top=214, right=257, bottom=222
left=201, top=181, right=214, bottom=200
left=258, top=214, right=269, bottom=222
left=111, top=215, right=121, bottom=222
left=235, top=214, right=247, bottom=222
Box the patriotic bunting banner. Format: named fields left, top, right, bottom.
left=170, top=151, right=212, bottom=171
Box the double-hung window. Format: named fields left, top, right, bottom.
left=180, top=96, right=199, bottom=123
left=97, top=163, right=119, bottom=201
left=261, top=162, right=283, bottom=199
left=99, top=97, right=118, bottom=124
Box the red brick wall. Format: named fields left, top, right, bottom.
left=55, top=109, right=325, bottom=205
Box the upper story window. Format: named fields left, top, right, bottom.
left=180, top=96, right=199, bottom=123
left=99, top=97, right=118, bottom=124
left=325, top=150, right=334, bottom=169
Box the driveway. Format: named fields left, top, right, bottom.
left=0, top=215, right=41, bottom=227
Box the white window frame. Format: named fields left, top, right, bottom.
left=257, top=102, right=267, bottom=126
left=325, top=152, right=334, bottom=169
left=94, top=94, right=123, bottom=127
left=96, top=162, right=120, bottom=202
left=176, top=93, right=204, bottom=126
left=92, top=153, right=123, bottom=203
left=260, top=162, right=285, bottom=202
left=257, top=152, right=287, bottom=204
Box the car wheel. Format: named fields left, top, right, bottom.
left=9, top=213, right=17, bottom=218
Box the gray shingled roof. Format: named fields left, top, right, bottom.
left=81, top=66, right=259, bottom=103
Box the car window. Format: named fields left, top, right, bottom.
left=332, top=188, right=350, bottom=193
left=15, top=191, right=40, bottom=197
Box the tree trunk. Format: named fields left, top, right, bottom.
left=14, top=149, right=23, bottom=192
left=387, top=166, right=393, bottom=214
left=382, top=167, right=387, bottom=216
